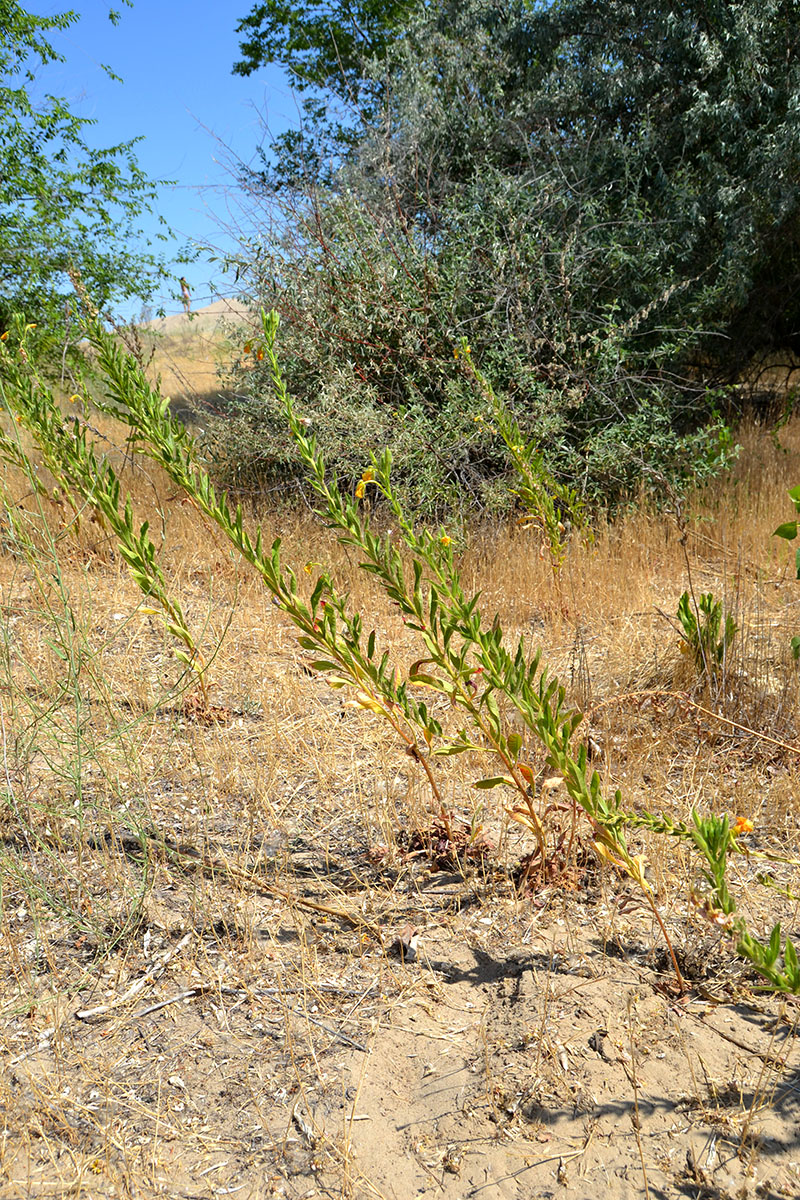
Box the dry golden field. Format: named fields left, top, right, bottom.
left=1, top=327, right=800, bottom=1199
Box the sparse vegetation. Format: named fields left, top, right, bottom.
left=2, top=308, right=800, bottom=1196
left=677, top=589, right=738, bottom=678
left=2, top=1, right=800, bottom=1194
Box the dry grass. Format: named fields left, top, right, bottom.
left=1, top=403, right=800, bottom=1199
left=132, top=300, right=256, bottom=419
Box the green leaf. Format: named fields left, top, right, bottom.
left=473, top=776, right=515, bottom=789
left=165, top=622, right=191, bottom=642
left=310, top=575, right=326, bottom=609
left=773, top=521, right=798, bottom=540
left=769, top=923, right=782, bottom=966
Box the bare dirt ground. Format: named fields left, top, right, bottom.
left=2, top=831, right=798, bottom=1200
left=1, top=404, right=800, bottom=1198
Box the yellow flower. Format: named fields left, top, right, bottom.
left=440, top=534, right=452, bottom=547
left=361, top=468, right=374, bottom=482
left=733, top=816, right=754, bottom=835
left=355, top=480, right=366, bottom=499
left=0, top=331, right=8, bottom=341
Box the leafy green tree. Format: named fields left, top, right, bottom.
left=233, top=0, right=420, bottom=186
left=0, top=1, right=167, bottom=355
left=234, top=0, right=418, bottom=94
left=224, top=0, right=798, bottom=510
left=518, top=0, right=800, bottom=373
left=339, top=0, right=800, bottom=371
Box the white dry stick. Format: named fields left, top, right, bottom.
left=75, top=932, right=192, bottom=1020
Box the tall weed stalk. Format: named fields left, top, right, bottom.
left=0, top=317, right=210, bottom=702
left=457, top=340, right=589, bottom=573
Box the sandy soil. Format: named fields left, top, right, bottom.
left=2, top=834, right=798, bottom=1200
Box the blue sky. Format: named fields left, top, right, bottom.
left=43, top=2, right=294, bottom=316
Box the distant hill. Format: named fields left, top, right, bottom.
left=144, top=297, right=252, bottom=337
left=137, top=297, right=256, bottom=414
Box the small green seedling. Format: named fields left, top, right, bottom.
left=677, top=590, right=737, bottom=674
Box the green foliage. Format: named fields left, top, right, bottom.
left=234, top=0, right=416, bottom=93
left=0, top=1, right=168, bottom=357
left=774, top=484, right=800, bottom=659
left=689, top=814, right=800, bottom=995
left=677, top=590, right=737, bottom=676
left=224, top=0, right=776, bottom=509
left=774, top=484, right=800, bottom=570
left=239, top=0, right=800, bottom=368
left=212, top=196, right=522, bottom=515
left=215, top=185, right=735, bottom=514
left=233, top=0, right=419, bottom=186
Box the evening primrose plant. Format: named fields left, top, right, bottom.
left=4, top=306, right=798, bottom=995
left=0, top=317, right=210, bottom=703
left=84, top=308, right=800, bottom=995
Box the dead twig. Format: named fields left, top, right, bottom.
left=74, top=932, right=192, bottom=1019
